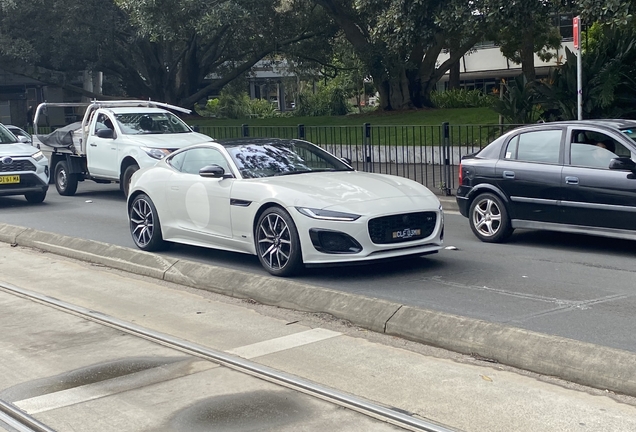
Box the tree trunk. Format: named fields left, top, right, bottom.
left=449, top=60, right=461, bottom=90
left=521, top=26, right=536, bottom=83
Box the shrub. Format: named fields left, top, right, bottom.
left=295, top=84, right=351, bottom=116
left=431, top=89, right=495, bottom=109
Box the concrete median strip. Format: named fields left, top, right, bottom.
left=2, top=221, right=635, bottom=398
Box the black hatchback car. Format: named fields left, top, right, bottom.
left=456, top=120, right=636, bottom=242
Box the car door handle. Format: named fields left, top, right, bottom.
left=90, top=143, right=97, bottom=147
left=565, top=176, right=579, bottom=185
left=503, top=171, right=515, bottom=179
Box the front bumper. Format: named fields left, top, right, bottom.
left=294, top=207, right=445, bottom=265
left=0, top=169, right=49, bottom=197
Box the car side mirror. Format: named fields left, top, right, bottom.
left=609, top=157, right=636, bottom=171
left=96, top=128, right=114, bottom=139
left=192, top=125, right=200, bottom=132
left=18, top=136, right=30, bottom=144
left=199, top=164, right=233, bottom=179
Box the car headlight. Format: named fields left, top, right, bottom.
left=296, top=207, right=361, bottom=221
left=141, top=146, right=172, bottom=160
left=31, top=151, right=44, bottom=161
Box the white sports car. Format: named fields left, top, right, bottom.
left=127, top=138, right=444, bottom=276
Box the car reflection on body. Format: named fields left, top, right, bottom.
left=456, top=120, right=636, bottom=243
left=127, top=138, right=444, bottom=276
left=0, top=123, right=49, bottom=203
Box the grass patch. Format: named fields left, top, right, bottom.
left=186, top=107, right=499, bottom=127
left=188, top=107, right=515, bottom=147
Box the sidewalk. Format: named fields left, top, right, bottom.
left=2, top=243, right=636, bottom=431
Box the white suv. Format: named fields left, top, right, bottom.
left=0, top=123, right=49, bottom=203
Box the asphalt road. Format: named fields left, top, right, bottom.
left=2, top=181, right=636, bottom=354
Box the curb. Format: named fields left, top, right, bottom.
left=2, top=222, right=635, bottom=398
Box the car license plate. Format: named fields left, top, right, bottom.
left=0, top=175, right=20, bottom=184
left=392, top=228, right=421, bottom=240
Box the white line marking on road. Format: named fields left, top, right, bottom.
left=227, top=328, right=341, bottom=359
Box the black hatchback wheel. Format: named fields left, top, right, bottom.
left=469, top=193, right=513, bottom=243
left=129, top=194, right=167, bottom=251
left=255, top=207, right=303, bottom=277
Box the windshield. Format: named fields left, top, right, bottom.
left=0, top=125, right=19, bottom=144
left=225, top=141, right=353, bottom=179
left=114, top=112, right=192, bottom=135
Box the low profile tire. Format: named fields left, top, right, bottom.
left=24, top=190, right=47, bottom=203
left=55, top=160, right=78, bottom=196
left=255, top=207, right=303, bottom=277
left=122, top=164, right=140, bottom=197
left=469, top=193, right=513, bottom=243
left=129, top=193, right=167, bottom=251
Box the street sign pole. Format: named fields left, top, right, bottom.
left=574, top=16, right=583, bottom=120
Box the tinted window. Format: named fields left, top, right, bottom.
left=0, top=124, right=18, bottom=144
left=505, top=130, right=562, bottom=164
left=569, top=129, right=636, bottom=169
left=177, top=148, right=230, bottom=175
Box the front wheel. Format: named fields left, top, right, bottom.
left=54, top=160, right=78, bottom=196
left=24, top=190, right=47, bottom=203
left=129, top=193, right=167, bottom=251
left=255, top=207, right=303, bottom=277
left=122, top=164, right=140, bottom=197
left=469, top=193, right=513, bottom=243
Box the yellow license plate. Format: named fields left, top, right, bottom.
left=0, top=175, right=20, bottom=184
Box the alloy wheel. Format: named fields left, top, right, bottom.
left=472, top=198, right=502, bottom=237
left=130, top=197, right=155, bottom=248
left=257, top=213, right=292, bottom=270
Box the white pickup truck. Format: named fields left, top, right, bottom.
left=33, top=100, right=213, bottom=196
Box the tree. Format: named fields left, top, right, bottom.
left=1, top=0, right=334, bottom=108
left=488, top=0, right=566, bottom=83
left=0, top=0, right=121, bottom=99
left=312, top=0, right=493, bottom=110
left=109, top=0, right=334, bottom=108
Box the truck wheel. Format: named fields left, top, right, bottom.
left=24, top=191, right=47, bottom=203
left=122, top=164, right=139, bottom=197
left=55, top=161, right=78, bottom=196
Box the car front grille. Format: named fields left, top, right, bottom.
left=368, top=211, right=437, bottom=244
left=0, top=159, right=36, bottom=172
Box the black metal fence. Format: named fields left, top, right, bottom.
left=197, top=123, right=523, bottom=194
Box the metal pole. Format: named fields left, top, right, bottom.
left=575, top=16, right=583, bottom=120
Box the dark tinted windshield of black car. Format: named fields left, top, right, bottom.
left=0, top=125, right=18, bottom=144
left=225, top=141, right=353, bottom=178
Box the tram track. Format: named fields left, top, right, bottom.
left=0, top=281, right=457, bottom=432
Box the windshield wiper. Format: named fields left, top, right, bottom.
left=273, top=170, right=314, bottom=176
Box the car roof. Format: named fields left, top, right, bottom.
left=521, top=119, right=636, bottom=130
left=104, top=107, right=176, bottom=114
left=215, top=137, right=304, bottom=148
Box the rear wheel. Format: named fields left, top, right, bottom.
left=122, top=164, right=140, bottom=197
left=54, top=160, right=78, bottom=196
left=469, top=193, right=513, bottom=243
left=129, top=193, right=167, bottom=251
left=255, top=207, right=303, bottom=277
left=24, top=190, right=47, bottom=203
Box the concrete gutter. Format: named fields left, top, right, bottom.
left=2, top=220, right=635, bottom=398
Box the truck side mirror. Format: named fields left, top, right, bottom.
left=96, top=128, right=114, bottom=139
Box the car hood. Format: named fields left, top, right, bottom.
left=252, top=171, right=438, bottom=208
left=123, top=132, right=213, bottom=149
left=0, top=143, right=39, bottom=157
